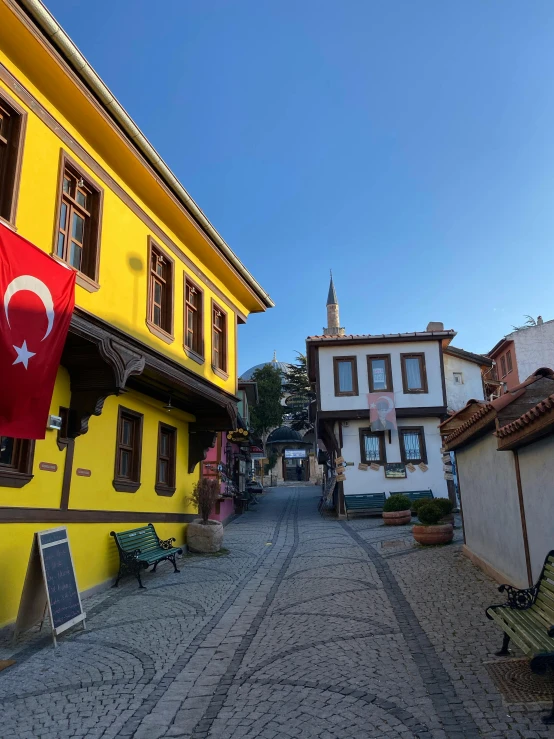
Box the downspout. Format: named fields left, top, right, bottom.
left=17, top=0, right=274, bottom=310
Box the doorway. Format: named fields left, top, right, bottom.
left=283, top=457, right=308, bottom=482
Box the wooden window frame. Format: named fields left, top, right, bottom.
left=155, top=422, right=177, bottom=496
left=184, top=274, right=204, bottom=364
left=398, top=426, right=428, bottom=465
left=0, top=437, right=35, bottom=488
left=333, top=356, right=359, bottom=397
left=113, top=406, right=143, bottom=493
left=146, top=237, right=175, bottom=344
left=53, top=151, right=103, bottom=292
left=400, top=353, right=428, bottom=394
left=506, top=350, right=513, bottom=374
left=359, top=428, right=386, bottom=466
left=367, top=354, right=393, bottom=392
left=211, top=299, right=228, bottom=378
left=500, top=355, right=507, bottom=378
left=0, top=88, right=26, bottom=227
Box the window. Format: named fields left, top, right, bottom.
left=359, top=428, right=386, bottom=465
left=399, top=427, right=427, bottom=465
left=400, top=353, right=428, bottom=393
left=113, top=407, right=143, bottom=492
left=184, top=277, right=203, bottom=359
left=453, top=372, right=463, bottom=385
left=0, top=436, right=34, bottom=488
left=0, top=91, right=26, bottom=224
left=333, top=356, right=358, bottom=396
left=507, top=350, right=513, bottom=373
left=500, top=355, right=507, bottom=378
left=156, top=423, right=177, bottom=496
left=54, top=153, right=102, bottom=285
left=212, top=301, right=227, bottom=375
left=147, top=239, right=174, bottom=342
left=367, top=354, right=393, bottom=392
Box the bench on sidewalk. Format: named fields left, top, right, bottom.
left=391, top=490, right=433, bottom=511
left=111, top=523, right=183, bottom=589
left=344, top=493, right=386, bottom=518
left=486, top=550, right=554, bottom=725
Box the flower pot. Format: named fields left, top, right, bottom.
left=186, top=519, right=224, bottom=553
left=413, top=523, right=454, bottom=546
left=382, top=510, right=412, bottom=526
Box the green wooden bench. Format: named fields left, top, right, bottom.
left=344, top=493, right=386, bottom=518
left=111, top=523, right=183, bottom=589
left=486, top=550, right=554, bottom=724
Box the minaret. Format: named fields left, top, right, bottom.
left=323, top=270, right=345, bottom=336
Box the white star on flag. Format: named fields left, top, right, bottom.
left=12, top=340, right=36, bottom=369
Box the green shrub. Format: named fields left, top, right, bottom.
left=411, top=498, right=429, bottom=515
left=433, top=497, right=453, bottom=517
left=383, top=494, right=411, bottom=512
left=417, top=501, right=444, bottom=526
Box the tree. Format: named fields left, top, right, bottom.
left=512, top=315, right=538, bottom=331
left=250, top=363, right=284, bottom=445
left=283, top=352, right=316, bottom=432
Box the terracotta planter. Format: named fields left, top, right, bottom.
left=382, top=510, right=412, bottom=526
left=186, top=519, right=224, bottom=553
left=413, top=523, right=454, bottom=545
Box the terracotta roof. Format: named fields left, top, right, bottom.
left=496, top=393, right=554, bottom=439
left=307, top=330, right=456, bottom=341
left=442, top=403, right=495, bottom=444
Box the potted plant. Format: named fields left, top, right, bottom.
left=186, top=478, right=224, bottom=553
left=382, top=494, right=412, bottom=526
left=413, top=501, right=454, bottom=545
left=433, top=497, right=455, bottom=525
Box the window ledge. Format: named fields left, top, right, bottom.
left=212, top=365, right=229, bottom=381
left=335, top=391, right=359, bottom=397
left=155, top=484, right=176, bottom=497
left=113, top=479, right=141, bottom=493
left=50, top=254, right=100, bottom=293
left=184, top=346, right=205, bottom=365
left=403, top=389, right=428, bottom=394
left=146, top=320, right=175, bottom=345
left=0, top=470, right=33, bottom=488
left=0, top=216, right=17, bottom=232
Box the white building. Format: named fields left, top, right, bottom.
left=307, top=276, right=492, bottom=515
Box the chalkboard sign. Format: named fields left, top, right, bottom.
left=385, top=462, right=407, bottom=479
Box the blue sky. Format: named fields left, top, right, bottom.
left=46, top=0, right=554, bottom=374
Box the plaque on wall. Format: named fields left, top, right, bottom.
left=419, top=463, right=429, bottom=473
left=370, top=462, right=380, bottom=471
left=39, top=462, right=57, bottom=472
left=385, top=463, right=406, bottom=479
left=358, top=463, right=368, bottom=471
left=406, top=463, right=416, bottom=473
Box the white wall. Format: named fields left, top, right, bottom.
left=443, top=355, right=485, bottom=412
left=517, top=436, right=554, bottom=581
left=456, top=434, right=528, bottom=587
left=513, top=319, right=554, bottom=381
left=318, top=341, right=444, bottom=411
left=340, top=417, right=448, bottom=498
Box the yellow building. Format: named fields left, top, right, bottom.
left=0, top=0, right=272, bottom=629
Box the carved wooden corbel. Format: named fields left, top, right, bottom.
left=188, top=425, right=217, bottom=473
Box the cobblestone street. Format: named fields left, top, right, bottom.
left=0, top=487, right=551, bottom=738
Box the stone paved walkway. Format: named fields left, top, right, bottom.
left=0, top=487, right=552, bottom=738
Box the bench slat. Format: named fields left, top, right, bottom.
left=491, top=609, right=547, bottom=654
left=507, top=609, right=554, bottom=651
left=535, top=592, right=554, bottom=621
left=488, top=610, right=535, bottom=657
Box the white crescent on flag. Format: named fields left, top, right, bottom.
left=3, top=274, right=55, bottom=341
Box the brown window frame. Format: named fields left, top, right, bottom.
left=0, top=88, right=26, bottom=226
left=506, top=350, right=513, bottom=373
left=211, top=300, right=228, bottom=377
left=146, top=237, right=175, bottom=344
left=367, top=354, right=393, bottom=392
left=155, top=422, right=177, bottom=496
left=53, top=151, right=103, bottom=291
left=398, top=426, right=427, bottom=465
left=359, top=428, right=386, bottom=466
left=400, top=353, right=428, bottom=394
left=184, top=275, right=204, bottom=363
left=113, top=406, right=143, bottom=493
left=333, top=356, right=359, bottom=397
left=500, top=355, right=507, bottom=378
left=0, top=436, right=35, bottom=488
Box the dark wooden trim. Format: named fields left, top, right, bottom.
left=367, top=353, right=393, bottom=392
left=359, top=427, right=386, bottom=465
left=315, top=348, right=321, bottom=411
left=59, top=439, right=75, bottom=510
left=400, top=353, right=428, bottom=394
left=0, top=439, right=35, bottom=488
left=513, top=450, right=533, bottom=587
left=0, top=506, right=196, bottom=524
left=317, top=406, right=446, bottom=421
left=0, top=470, right=33, bottom=488
left=155, top=422, right=177, bottom=497
left=338, top=421, right=343, bottom=449
left=183, top=272, right=204, bottom=360
left=0, top=84, right=27, bottom=225
left=53, top=149, right=104, bottom=284
left=439, top=342, right=447, bottom=407
left=113, top=406, right=144, bottom=492
left=398, top=426, right=428, bottom=465
left=146, top=236, right=175, bottom=340
left=211, top=299, right=228, bottom=375
left=333, top=356, right=359, bottom=397
left=455, top=452, right=466, bottom=545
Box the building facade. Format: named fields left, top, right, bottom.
left=0, top=1, right=271, bottom=629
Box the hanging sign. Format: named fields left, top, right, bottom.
left=406, top=463, right=416, bottom=473
left=370, top=462, right=380, bottom=471
left=444, top=472, right=454, bottom=481
left=14, top=527, right=86, bottom=647
left=441, top=454, right=451, bottom=464
left=443, top=464, right=453, bottom=474
left=336, top=456, right=345, bottom=464
left=358, top=463, right=368, bottom=471
left=419, top=463, right=429, bottom=472
left=336, top=473, right=346, bottom=482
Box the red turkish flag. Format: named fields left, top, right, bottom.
left=0, top=224, right=75, bottom=439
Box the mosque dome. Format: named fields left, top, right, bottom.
left=266, top=426, right=309, bottom=445
left=240, top=352, right=292, bottom=382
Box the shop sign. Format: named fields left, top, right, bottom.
left=284, top=449, right=306, bottom=458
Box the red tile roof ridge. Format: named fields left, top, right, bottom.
left=443, top=403, right=495, bottom=443
left=438, top=399, right=485, bottom=427
left=496, top=392, right=554, bottom=438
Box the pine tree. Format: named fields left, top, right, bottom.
left=283, top=352, right=316, bottom=432
left=249, top=364, right=284, bottom=445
